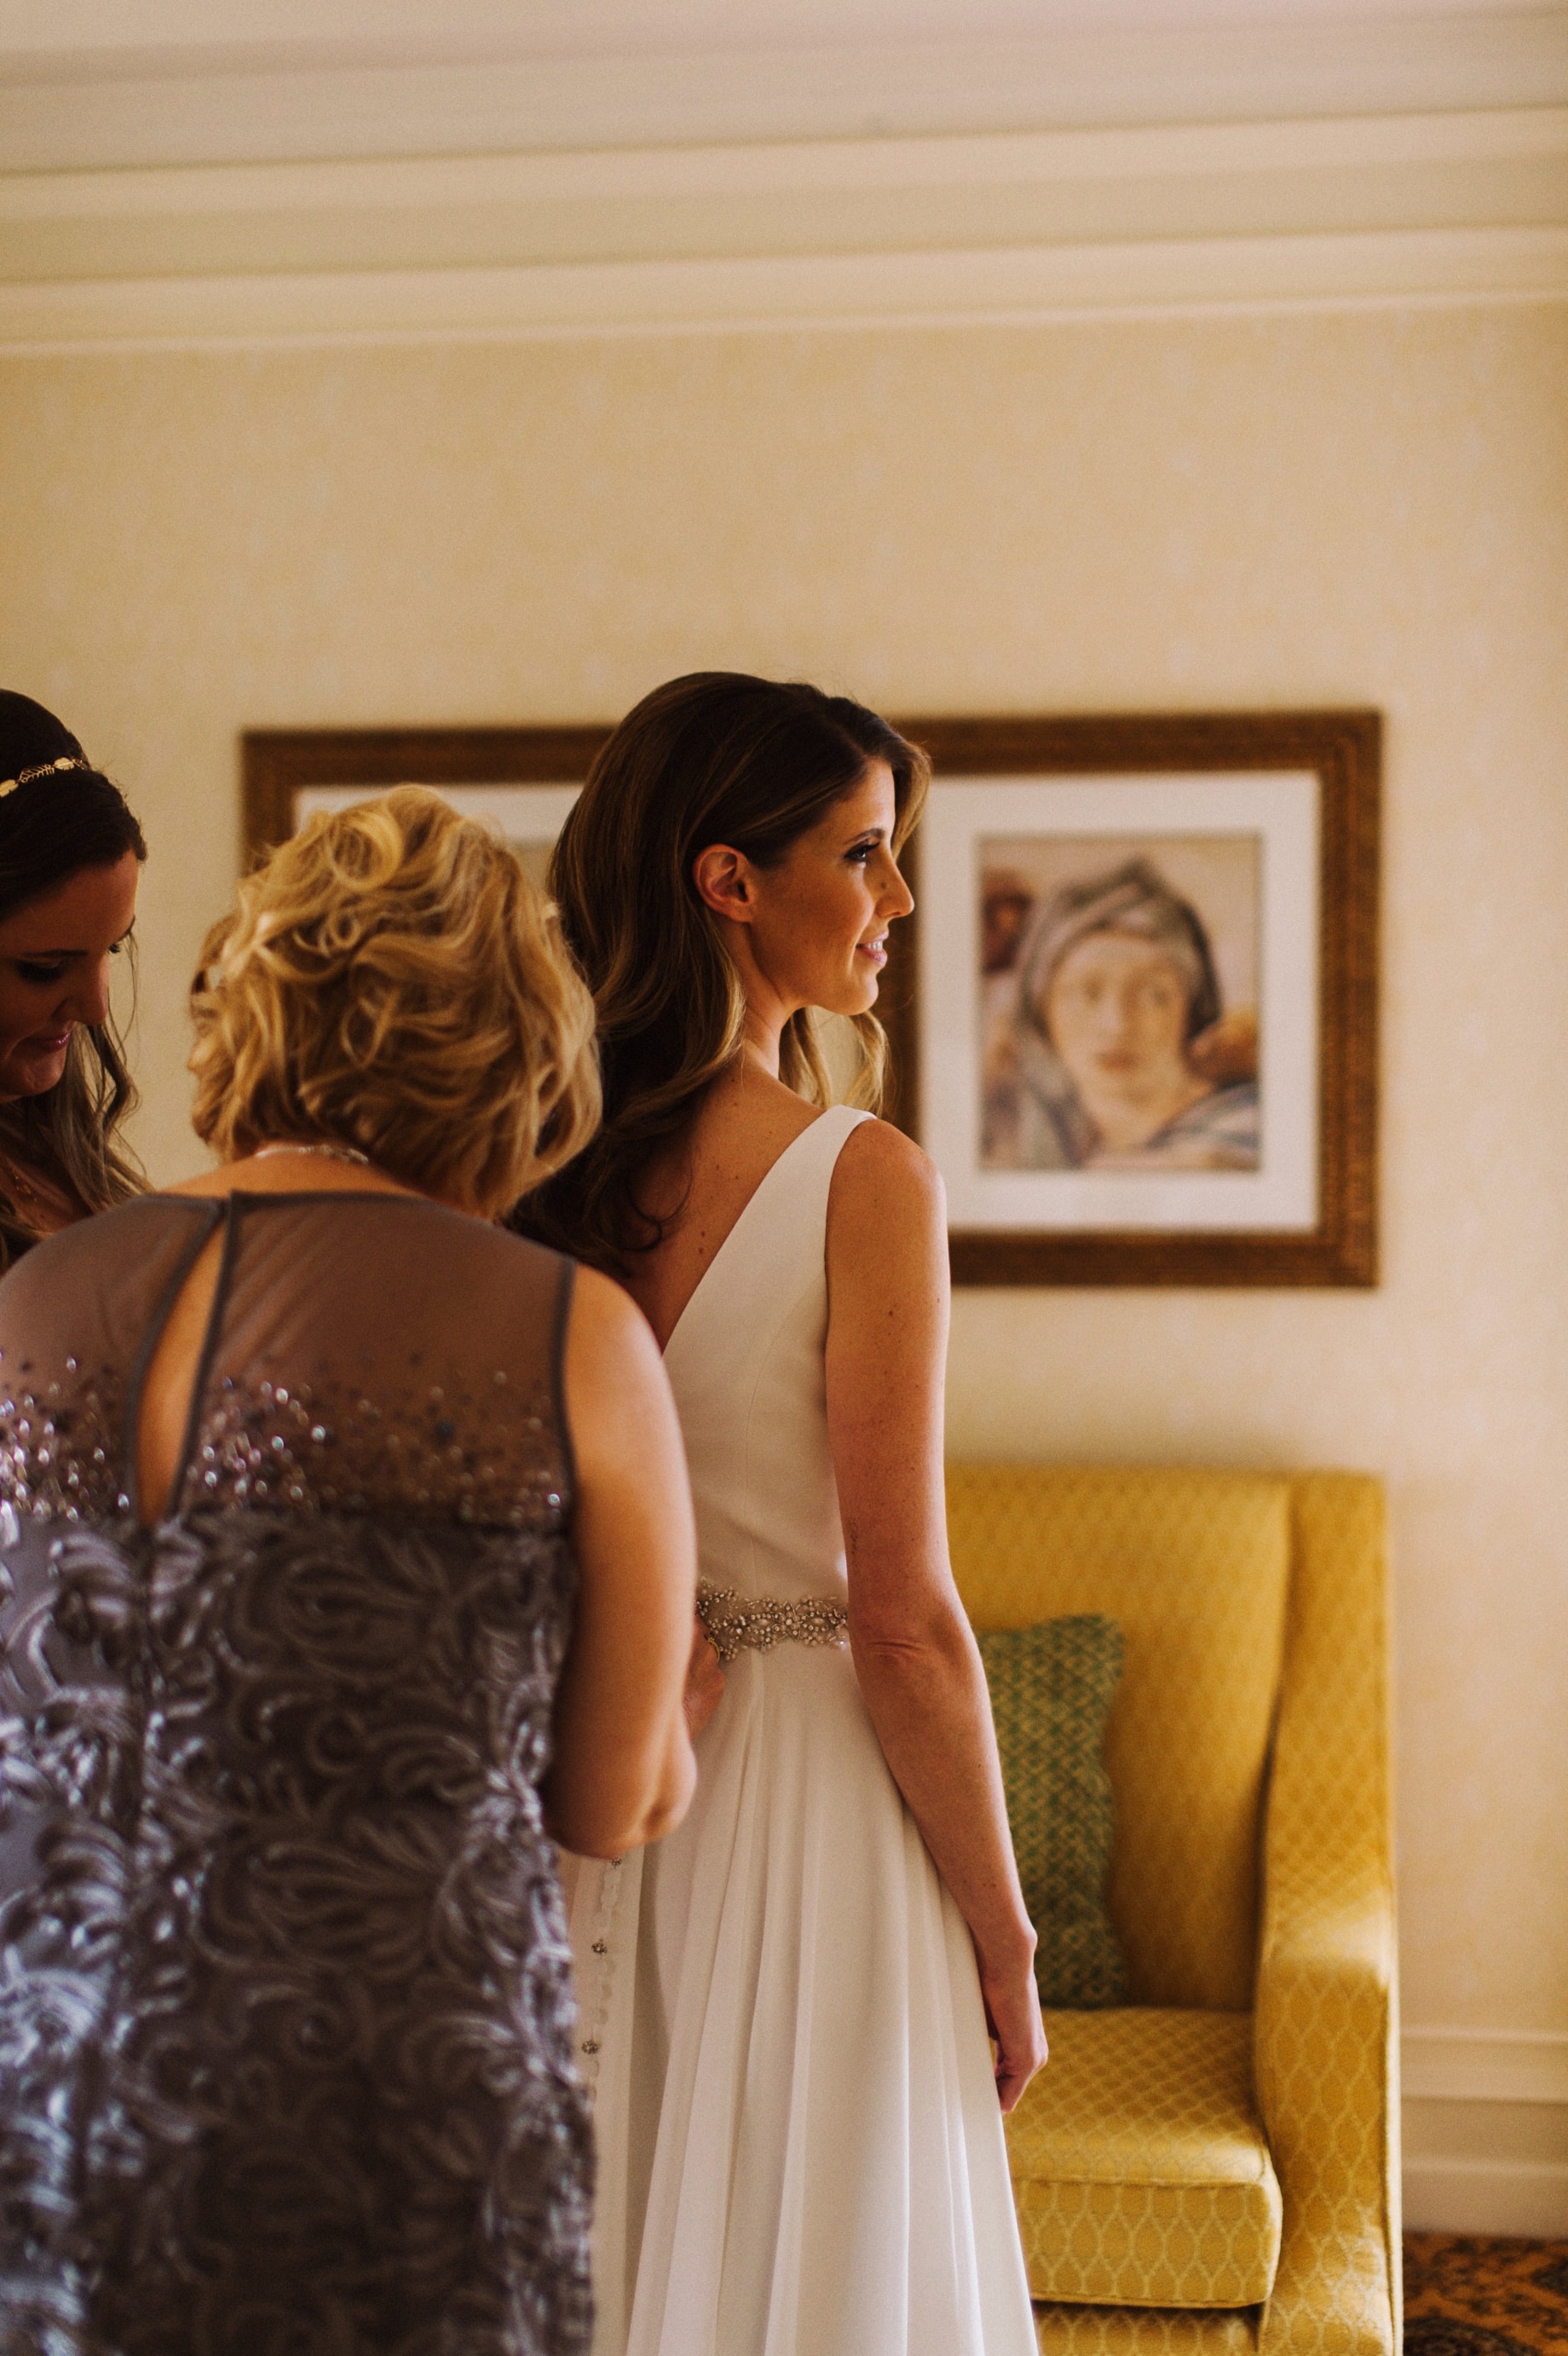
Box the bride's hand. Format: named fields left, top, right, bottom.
left=980, top=1953, right=1048, bottom=2114
left=683, top=1620, right=726, bottom=1740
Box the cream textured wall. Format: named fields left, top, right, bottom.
left=0, top=308, right=1564, bottom=2052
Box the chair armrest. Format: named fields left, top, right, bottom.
left=1254, top=1475, right=1399, bottom=2356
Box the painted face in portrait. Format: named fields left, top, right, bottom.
left=989, top=854, right=1261, bottom=1172
left=1041, top=928, right=1207, bottom=1153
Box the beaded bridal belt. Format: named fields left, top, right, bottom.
left=695, top=1580, right=850, bottom=1666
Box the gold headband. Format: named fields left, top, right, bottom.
left=0, top=754, right=92, bottom=801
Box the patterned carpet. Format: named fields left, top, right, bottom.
left=1406, top=2236, right=1568, bottom=2356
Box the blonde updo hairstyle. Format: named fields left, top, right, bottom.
left=190, top=787, right=601, bottom=1218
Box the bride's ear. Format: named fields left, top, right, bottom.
left=692, top=844, right=758, bottom=926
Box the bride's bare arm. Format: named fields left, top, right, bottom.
left=545, top=1265, right=699, bottom=1857
left=825, top=1122, right=1046, bottom=2113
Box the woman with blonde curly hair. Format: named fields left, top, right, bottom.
left=0, top=788, right=700, bottom=2355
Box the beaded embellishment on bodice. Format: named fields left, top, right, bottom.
left=0, top=1354, right=125, bottom=1519
left=187, top=1361, right=564, bottom=1521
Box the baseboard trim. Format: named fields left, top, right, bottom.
left=1402, top=2029, right=1568, bottom=2234
left=1404, top=2156, right=1568, bottom=2238
left=1404, top=2027, right=1568, bottom=2105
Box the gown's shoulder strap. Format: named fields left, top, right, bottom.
left=664, top=1106, right=873, bottom=1369
left=786, top=1103, right=874, bottom=1197
left=732, top=1104, right=872, bottom=1279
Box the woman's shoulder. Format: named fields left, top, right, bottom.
left=405, top=1200, right=574, bottom=1271
left=827, top=1115, right=946, bottom=1249
left=0, top=1198, right=220, bottom=1393
left=307, top=1195, right=583, bottom=1324
left=169, top=1186, right=577, bottom=1272
left=823, top=1117, right=948, bottom=1352
left=832, top=1112, right=942, bottom=1194
left=0, top=1194, right=212, bottom=1295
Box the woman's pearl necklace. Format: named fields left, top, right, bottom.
left=251, top=1141, right=372, bottom=1169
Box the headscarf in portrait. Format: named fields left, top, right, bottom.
left=989, top=858, right=1222, bottom=1169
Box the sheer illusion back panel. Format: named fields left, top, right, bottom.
left=174, top=1194, right=574, bottom=1526
left=0, top=1196, right=591, bottom=2356
left=0, top=1192, right=575, bottom=1528
left=0, top=1193, right=222, bottom=1522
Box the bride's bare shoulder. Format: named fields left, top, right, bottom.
left=828, top=1117, right=945, bottom=1234
left=826, top=1120, right=948, bottom=1336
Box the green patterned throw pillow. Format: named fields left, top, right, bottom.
left=978, top=1614, right=1129, bottom=2010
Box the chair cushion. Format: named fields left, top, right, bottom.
left=978, top=1615, right=1128, bottom=2007
left=1032, top=2307, right=1260, bottom=2355
left=1006, top=2008, right=1282, bottom=2309
left=948, top=1465, right=1291, bottom=2010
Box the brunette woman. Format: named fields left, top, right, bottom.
left=523, top=674, right=1043, bottom=2356
left=0, top=691, right=146, bottom=1265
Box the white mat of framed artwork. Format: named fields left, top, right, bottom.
left=919, top=771, right=1320, bottom=1234
left=293, top=783, right=581, bottom=886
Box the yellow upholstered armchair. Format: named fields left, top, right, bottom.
left=948, top=1467, right=1399, bottom=2356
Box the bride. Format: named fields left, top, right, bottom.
left=524, top=672, right=1045, bottom=2356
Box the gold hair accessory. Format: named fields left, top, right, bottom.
left=0, top=755, right=91, bottom=801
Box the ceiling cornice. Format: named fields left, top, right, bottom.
left=1, top=108, right=1564, bottom=351
left=3, top=11, right=1566, bottom=170
left=1, top=12, right=1564, bottom=349
left=3, top=228, right=1563, bottom=357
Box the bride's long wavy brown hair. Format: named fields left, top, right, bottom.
left=517, top=673, right=928, bottom=1275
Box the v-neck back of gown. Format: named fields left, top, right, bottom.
left=663, top=1105, right=868, bottom=1614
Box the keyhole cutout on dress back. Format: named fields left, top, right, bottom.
left=135, top=1228, right=224, bottom=1526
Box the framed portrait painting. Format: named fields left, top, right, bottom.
left=879, top=712, right=1379, bottom=1288
left=242, top=707, right=1378, bottom=1291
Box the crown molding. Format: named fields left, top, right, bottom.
left=0, top=105, right=1563, bottom=349
left=2, top=13, right=1566, bottom=170
left=1, top=224, right=1563, bottom=355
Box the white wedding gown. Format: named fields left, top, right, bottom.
left=567, top=1106, right=1035, bottom=2356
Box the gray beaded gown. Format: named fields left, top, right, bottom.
left=0, top=1190, right=591, bottom=2356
